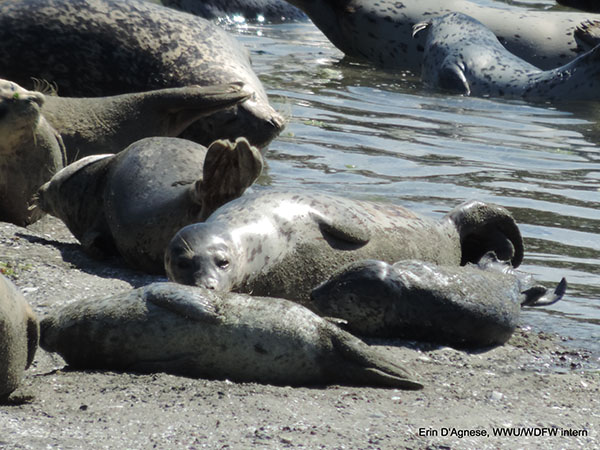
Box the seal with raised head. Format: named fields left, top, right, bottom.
left=40, top=282, right=422, bottom=389
left=0, top=274, right=39, bottom=399
left=0, top=0, right=285, bottom=148
left=310, top=253, right=567, bottom=348
left=413, top=12, right=600, bottom=101
left=165, top=191, right=523, bottom=303
left=0, top=80, right=66, bottom=226
left=285, top=0, right=600, bottom=73
left=162, top=0, right=306, bottom=23
left=36, top=137, right=263, bottom=274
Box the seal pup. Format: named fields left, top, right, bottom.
left=310, top=253, right=567, bottom=348
left=0, top=0, right=285, bottom=148
left=43, top=82, right=252, bottom=161
left=36, top=137, right=263, bottom=273
left=413, top=12, right=600, bottom=101
left=165, top=191, right=523, bottom=303
left=0, top=275, right=39, bottom=399
left=162, top=0, right=306, bottom=23
left=0, top=79, right=66, bottom=226
left=39, top=282, right=422, bottom=389
left=284, top=0, right=600, bottom=73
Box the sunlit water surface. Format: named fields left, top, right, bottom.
left=216, top=0, right=599, bottom=365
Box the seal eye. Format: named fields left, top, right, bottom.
left=215, top=257, right=229, bottom=269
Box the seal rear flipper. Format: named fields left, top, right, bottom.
left=328, top=329, right=423, bottom=390
left=311, top=212, right=371, bottom=248
left=143, top=283, right=223, bottom=323
left=521, top=277, right=567, bottom=307
left=194, top=137, right=264, bottom=220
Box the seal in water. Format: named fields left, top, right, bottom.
left=285, top=0, right=600, bottom=73
left=162, top=0, right=306, bottom=23
left=39, top=282, right=423, bottom=389
left=0, top=0, right=285, bottom=148
left=35, top=137, right=263, bottom=274
left=413, top=12, right=600, bottom=101
left=0, top=274, right=39, bottom=399
left=310, top=253, right=567, bottom=348
left=0, top=80, right=66, bottom=226
left=165, top=190, right=523, bottom=303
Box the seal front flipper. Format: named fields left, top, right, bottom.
left=194, top=137, right=264, bottom=220
left=311, top=212, right=371, bottom=248
left=438, top=63, right=471, bottom=95
left=143, top=283, right=222, bottom=323
left=521, top=277, right=567, bottom=307
left=327, top=329, right=423, bottom=390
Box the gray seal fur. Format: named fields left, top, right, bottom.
left=286, top=0, right=600, bottom=73
left=0, top=0, right=284, bottom=148
left=0, top=274, right=39, bottom=398
left=36, top=137, right=263, bottom=273
left=162, top=0, right=306, bottom=23
left=165, top=190, right=523, bottom=303
left=310, top=253, right=567, bottom=348
left=414, top=12, right=600, bottom=101
left=39, top=282, right=422, bottom=389
left=0, top=80, right=66, bottom=226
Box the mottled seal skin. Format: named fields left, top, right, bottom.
left=0, top=275, right=39, bottom=399
left=43, top=82, right=252, bottom=161
left=162, top=0, right=306, bottom=23
left=36, top=137, right=263, bottom=274
left=310, top=253, right=567, bottom=348
left=0, top=0, right=285, bottom=148
left=165, top=191, right=523, bottom=303
left=39, top=282, right=422, bottom=389
left=414, top=12, right=600, bottom=101
left=0, top=80, right=66, bottom=226
left=285, top=0, right=600, bottom=73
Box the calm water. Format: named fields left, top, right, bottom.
left=217, top=0, right=600, bottom=363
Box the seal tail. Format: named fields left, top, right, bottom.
left=327, top=329, right=423, bottom=390
left=445, top=201, right=523, bottom=268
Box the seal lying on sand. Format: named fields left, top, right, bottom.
left=36, top=137, right=263, bottom=274
left=40, top=282, right=422, bottom=389
left=165, top=191, right=523, bottom=303
left=413, top=12, right=600, bottom=101
left=162, top=0, right=306, bottom=23
left=0, top=274, right=39, bottom=399
left=285, top=0, right=600, bottom=73
left=311, top=253, right=567, bottom=348
left=0, top=0, right=284, bottom=148
left=0, top=80, right=66, bottom=226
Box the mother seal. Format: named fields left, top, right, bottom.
left=40, top=282, right=422, bottom=389
left=413, top=12, right=600, bottom=101
left=284, top=0, right=600, bottom=73
left=1, top=275, right=39, bottom=399
left=165, top=190, right=523, bottom=303
left=0, top=0, right=284, bottom=148
left=311, top=253, right=567, bottom=348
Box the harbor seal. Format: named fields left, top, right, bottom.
left=0, top=80, right=66, bottom=226
left=39, top=282, right=423, bottom=389
left=162, top=0, right=306, bottom=23
left=36, top=137, right=263, bottom=273
left=413, top=12, right=600, bottom=101
left=310, top=253, right=567, bottom=348
left=284, top=0, right=600, bottom=73
left=165, top=191, right=523, bottom=303
left=0, top=0, right=285, bottom=148
left=0, top=274, right=39, bottom=399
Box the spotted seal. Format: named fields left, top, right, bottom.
left=0, top=0, right=285, bottom=148
left=0, top=80, right=66, bottom=226
left=165, top=191, right=523, bottom=303
left=162, top=0, right=306, bottom=23
left=36, top=137, right=263, bottom=273
left=285, top=0, right=600, bottom=73
left=0, top=274, right=39, bottom=399
left=413, top=12, right=600, bottom=101
left=310, top=253, right=567, bottom=348
left=39, top=282, right=422, bottom=389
